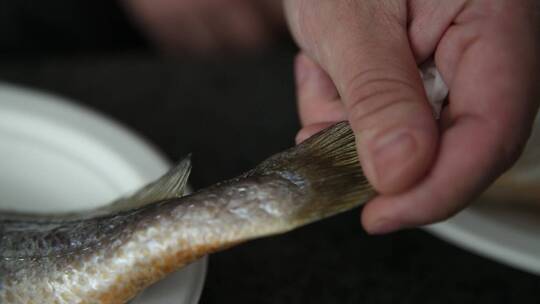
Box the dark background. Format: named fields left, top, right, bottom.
left=0, top=2, right=538, bottom=303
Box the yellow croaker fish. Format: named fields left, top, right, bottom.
left=0, top=122, right=375, bottom=303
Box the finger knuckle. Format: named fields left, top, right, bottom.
left=289, top=0, right=323, bottom=49
left=346, top=69, right=419, bottom=129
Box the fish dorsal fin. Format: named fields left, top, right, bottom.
left=106, top=155, right=192, bottom=212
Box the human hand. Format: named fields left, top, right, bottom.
left=122, top=0, right=283, bottom=53
left=285, top=0, right=540, bottom=233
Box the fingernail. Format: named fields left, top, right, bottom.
left=367, top=218, right=400, bottom=235
left=295, top=55, right=310, bottom=86
left=371, top=131, right=416, bottom=185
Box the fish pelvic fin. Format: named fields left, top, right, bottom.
left=252, top=121, right=376, bottom=224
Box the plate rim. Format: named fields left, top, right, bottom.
left=425, top=208, right=540, bottom=276
left=0, top=81, right=208, bottom=303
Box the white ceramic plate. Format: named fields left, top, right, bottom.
left=426, top=118, right=540, bottom=276
left=0, top=82, right=207, bottom=303
left=427, top=204, right=540, bottom=275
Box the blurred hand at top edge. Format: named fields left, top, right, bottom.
left=122, top=0, right=284, bottom=54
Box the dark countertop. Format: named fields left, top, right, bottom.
left=0, top=50, right=538, bottom=303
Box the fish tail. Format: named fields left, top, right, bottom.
left=253, top=121, right=376, bottom=224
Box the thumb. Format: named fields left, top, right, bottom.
left=319, top=13, right=438, bottom=194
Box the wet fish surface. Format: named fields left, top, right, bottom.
left=0, top=122, right=375, bottom=303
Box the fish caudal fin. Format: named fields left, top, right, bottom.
left=253, top=121, right=376, bottom=224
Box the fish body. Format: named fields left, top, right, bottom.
left=0, top=122, right=375, bottom=303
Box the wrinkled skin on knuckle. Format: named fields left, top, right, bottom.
left=284, top=0, right=326, bottom=54
left=348, top=96, right=418, bottom=134
left=285, top=0, right=407, bottom=59
left=345, top=72, right=423, bottom=131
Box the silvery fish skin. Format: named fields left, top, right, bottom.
left=0, top=122, right=375, bottom=303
